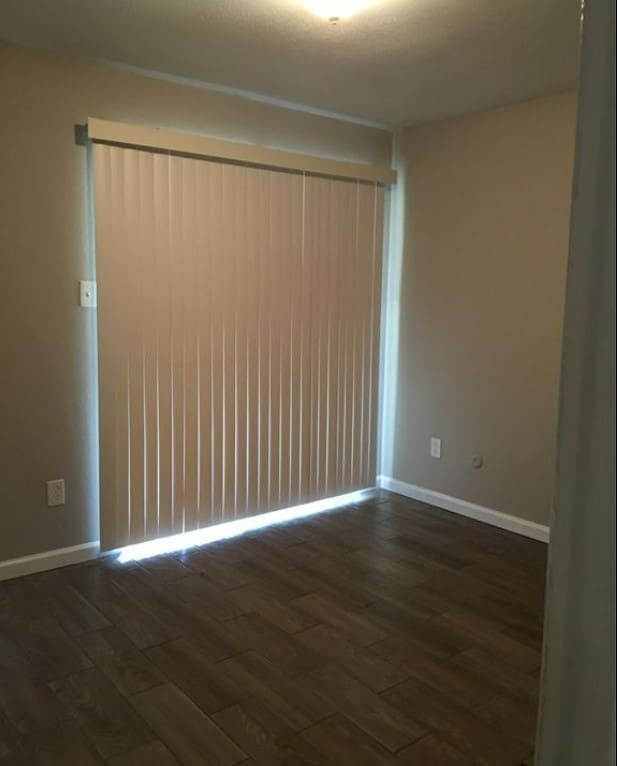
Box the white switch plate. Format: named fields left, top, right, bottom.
left=430, top=437, right=442, bottom=459
left=47, top=479, right=66, bottom=507
left=79, top=280, right=97, bottom=307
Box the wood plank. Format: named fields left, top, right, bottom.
left=166, top=575, right=247, bottom=620
left=291, top=592, right=387, bottom=646
left=145, top=638, right=249, bottom=714
left=172, top=600, right=247, bottom=660
left=366, top=604, right=471, bottom=659
left=234, top=558, right=315, bottom=601
left=130, top=683, right=247, bottom=766
left=218, top=651, right=335, bottom=729
left=450, top=647, right=539, bottom=702
left=385, top=536, right=471, bottom=571
left=107, top=740, right=181, bottom=765
left=396, top=734, right=474, bottom=765
left=471, top=693, right=538, bottom=747
left=300, top=713, right=399, bottom=766
left=137, top=557, right=193, bottom=583
left=221, top=613, right=321, bottom=676
left=302, top=665, right=425, bottom=752
left=77, top=628, right=165, bottom=697
left=294, top=623, right=408, bottom=692
left=3, top=617, right=92, bottom=683
left=7, top=719, right=105, bottom=765
left=211, top=699, right=297, bottom=764
left=0, top=710, right=19, bottom=760
left=437, top=609, right=542, bottom=673
left=49, top=668, right=154, bottom=759
left=32, top=571, right=112, bottom=636
left=371, top=643, right=505, bottom=710
left=0, top=653, right=65, bottom=735
left=383, top=679, right=530, bottom=766
left=176, top=549, right=256, bottom=590
left=229, top=581, right=319, bottom=633
left=68, top=567, right=178, bottom=650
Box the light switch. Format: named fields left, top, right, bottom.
left=80, top=280, right=97, bottom=308
left=430, top=437, right=442, bottom=459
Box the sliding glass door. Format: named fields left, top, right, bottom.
left=93, top=141, right=385, bottom=550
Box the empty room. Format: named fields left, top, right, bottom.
left=0, top=1, right=614, bottom=765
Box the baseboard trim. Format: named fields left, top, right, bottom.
left=0, top=541, right=101, bottom=582
left=377, top=476, right=550, bottom=543
left=0, top=479, right=549, bottom=581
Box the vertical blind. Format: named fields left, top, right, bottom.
left=93, top=142, right=385, bottom=550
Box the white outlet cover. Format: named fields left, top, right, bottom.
left=47, top=479, right=66, bottom=507
left=430, top=437, right=442, bottom=459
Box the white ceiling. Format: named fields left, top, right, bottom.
left=0, top=0, right=580, bottom=126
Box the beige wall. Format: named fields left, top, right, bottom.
left=0, top=43, right=392, bottom=561
left=389, top=92, right=577, bottom=526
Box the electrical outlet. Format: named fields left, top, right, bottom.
left=430, top=437, right=442, bottom=459
left=47, top=479, right=66, bottom=507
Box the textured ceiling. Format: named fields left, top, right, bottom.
left=0, top=0, right=580, bottom=126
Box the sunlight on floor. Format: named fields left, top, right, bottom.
left=116, top=488, right=373, bottom=562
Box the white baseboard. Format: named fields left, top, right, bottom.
left=0, top=541, right=101, bottom=582
left=0, top=479, right=548, bottom=581
left=377, top=475, right=550, bottom=543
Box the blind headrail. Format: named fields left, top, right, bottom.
left=84, top=117, right=396, bottom=185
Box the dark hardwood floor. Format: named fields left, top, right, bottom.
left=0, top=491, right=547, bottom=766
